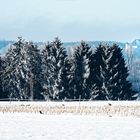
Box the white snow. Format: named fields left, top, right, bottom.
left=0, top=113, right=140, bottom=140
left=0, top=101, right=140, bottom=107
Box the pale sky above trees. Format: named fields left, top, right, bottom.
left=0, top=0, right=140, bottom=42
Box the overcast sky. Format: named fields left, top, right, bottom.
left=0, top=0, right=140, bottom=42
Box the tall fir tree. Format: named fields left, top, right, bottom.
left=41, top=42, right=53, bottom=100
left=109, top=44, right=137, bottom=100
left=42, top=38, right=70, bottom=100
left=0, top=56, right=8, bottom=100
left=91, top=44, right=112, bottom=100
left=2, top=37, right=25, bottom=99
left=2, top=38, right=44, bottom=100
left=91, top=44, right=138, bottom=100
left=70, top=41, right=93, bottom=100
left=21, top=41, right=44, bottom=100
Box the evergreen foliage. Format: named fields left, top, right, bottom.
left=0, top=56, right=8, bottom=100
left=2, top=38, right=25, bottom=99
left=110, top=44, right=137, bottom=100
left=0, top=38, right=137, bottom=101
left=2, top=38, right=44, bottom=100
left=70, top=41, right=93, bottom=100
left=21, top=41, right=44, bottom=100
left=42, top=38, right=70, bottom=100
left=91, top=44, right=137, bottom=100
left=41, top=42, right=52, bottom=100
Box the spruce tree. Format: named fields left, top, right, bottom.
left=21, top=41, right=44, bottom=100
left=42, top=38, right=70, bottom=100
left=2, top=38, right=44, bottom=100
left=2, top=38, right=25, bottom=100
left=0, top=56, right=8, bottom=100
left=70, top=41, right=93, bottom=100
left=41, top=42, right=53, bottom=100
left=109, top=44, right=137, bottom=100
left=91, top=44, right=138, bottom=100
left=91, top=44, right=112, bottom=100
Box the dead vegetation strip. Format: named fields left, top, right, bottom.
left=0, top=104, right=140, bottom=117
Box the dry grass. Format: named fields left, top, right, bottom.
left=0, top=102, right=140, bottom=117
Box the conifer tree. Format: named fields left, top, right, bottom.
left=2, top=38, right=25, bottom=100
left=91, top=44, right=137, bottom=100
left=21, top=41, right=44, bottom=100
left=70, top=41, right=93, bottom=100
left=2, top=38, right=44, bottom=100
left=0, top=56, right=8, bottom=100
left=42, top=38, right=70, bottom=100
left=91, top=45, right=112, bottom=100
left=109, top=44, right=137, bottom=100
left=0, top=56, right=2, bottom=93
left=41, top=42, right=53, bottom=100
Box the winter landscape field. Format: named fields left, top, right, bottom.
left=1, top=112, right=140, bottom=140
left=0, top=101, right=140, bottom=140
left=1, top=0, right=140, bottom=139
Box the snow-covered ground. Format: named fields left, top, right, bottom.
left=0, top=113, right=140, bottom=140
left=0, top=101, right=140, bottom=106
left=0, top=101, right=140, bottom=117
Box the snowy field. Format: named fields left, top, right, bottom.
left=0, top=101, right=140, bottom=117
left=0, top=113, right=140, bottom=140
left=0, top=101, right=140, bottom=106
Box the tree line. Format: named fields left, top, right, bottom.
left=0, top=37, right=138, bottom=101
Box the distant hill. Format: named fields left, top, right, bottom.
left=0, top=39, right=132, bottom=55
left=65, top=41, right=125, bottom=47
left=0, top=40, right=13, bottom=49
left=131, top=39, right=140, bottom=46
